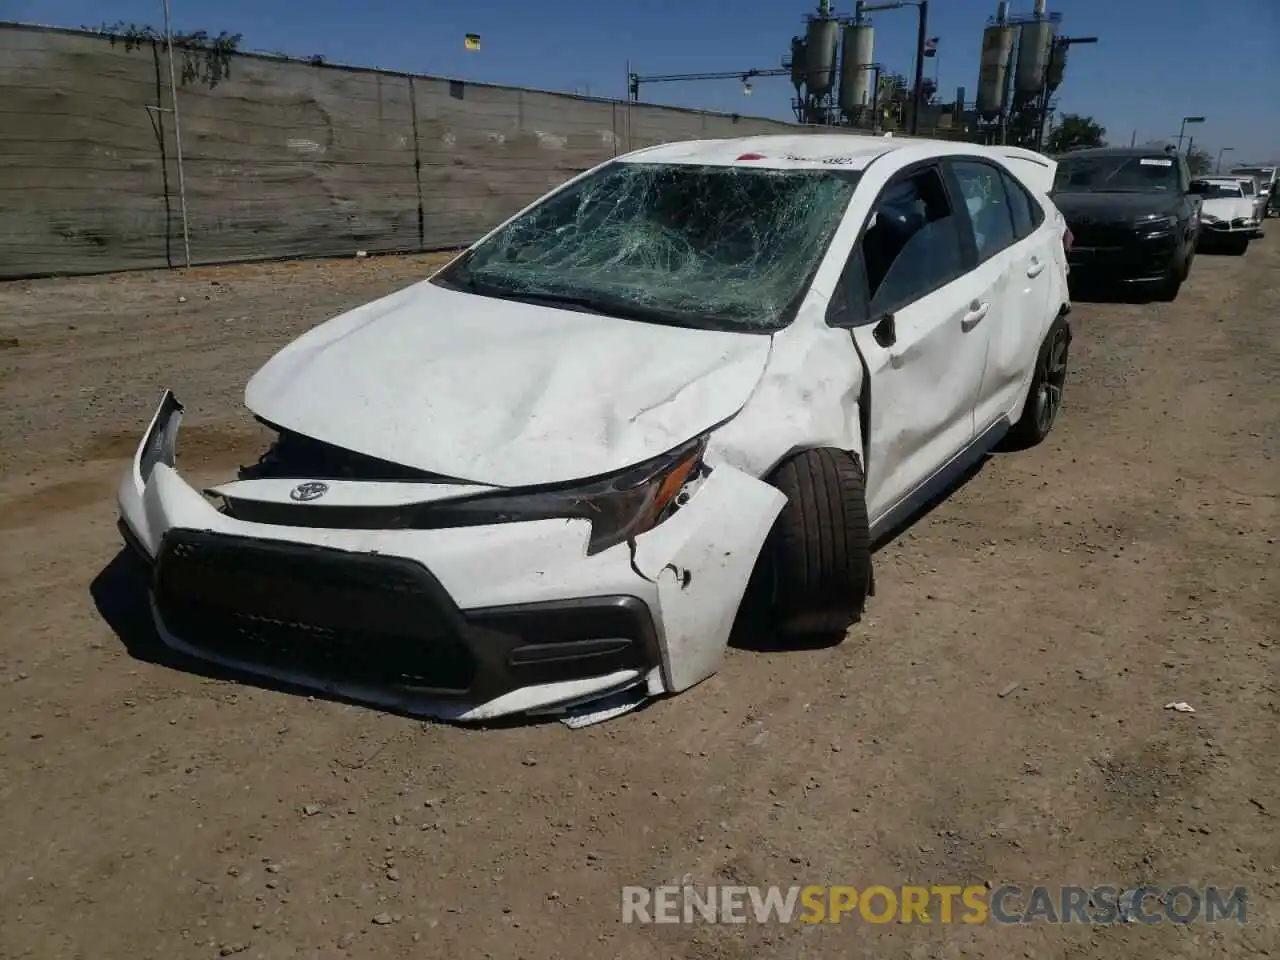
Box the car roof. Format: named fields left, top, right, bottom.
left=617, top=133, right=1047, bottom=172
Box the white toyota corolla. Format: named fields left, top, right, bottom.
left=117, top=133, right=1072, bottom=724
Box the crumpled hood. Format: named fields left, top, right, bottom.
left=244, top=280, right=772, bottom=488
left=1200, top=197, right=1254, bottom=221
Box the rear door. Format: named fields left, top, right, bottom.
left=947, top=158, right=1056, bottom=431
left=828, top=163, right=991, bottom=527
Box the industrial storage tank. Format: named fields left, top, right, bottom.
left=838, top=23, right=875, bottom=113
left=790, top=36, right=808, bottom=92
left=805, top=17, right=840, bottom=97
left=1015, top=19, right=1056, bottom=96
left=975, top=22, right=1015, bottom=120
left=1045, top=39, right=1068, bottom=90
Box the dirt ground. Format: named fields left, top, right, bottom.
left=0, top=240, right=1276, bottom=960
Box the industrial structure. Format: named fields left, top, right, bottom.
left=973, top=0, right=1095, bottom=148
left=627, top=0, right=1095, bottom=146
left=782, top=0, right=932, bottom=132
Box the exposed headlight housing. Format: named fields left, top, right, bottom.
left=411, top=435, right=709, bottom=555
left=1141, top=214, right=1177, bottom=232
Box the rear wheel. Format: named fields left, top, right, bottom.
left=1008, top=316, right=1070, bottom=448
left=765, top=448, right=872, bottom=643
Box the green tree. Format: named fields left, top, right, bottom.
left=89, top=22, right=242, bottom=88
left=1046, top=114, right=1106, bottom=154
left=1186, top=148, right=1212, bottom=177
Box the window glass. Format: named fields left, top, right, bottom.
left=852, top=167, right=967, bottom=318
left=1202, top=182, right=1243, bottom=199
left=1054, top=155, right=1181, bottom=194
left=433, top=161, right=859, bottom=333
left=1001, top=170, right=1040, bottom=239
left=951, top=160, right=1017, bottom=259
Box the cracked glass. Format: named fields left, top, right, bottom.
left=435, top=161, right=860, bottom=333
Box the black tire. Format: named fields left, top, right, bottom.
left=765, top=448, right=872, bottom=642
left=1152, top=254, right=1186, bottom=302
left=1232, top=236, right=1250, bottom=256
left=1008, top=315, right=1071, bottom=448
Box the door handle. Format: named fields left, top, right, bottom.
left=961, top=301, right=989, bottom=332
left=1027, top=257, right=1046, bottom=278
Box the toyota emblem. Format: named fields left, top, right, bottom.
left=289, top=481, right=330, bottom=502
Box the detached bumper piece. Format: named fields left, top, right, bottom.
left=152, top=529, right=661, bottom=703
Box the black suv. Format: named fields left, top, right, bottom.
left=1051, top=147, right=1205, bottom=301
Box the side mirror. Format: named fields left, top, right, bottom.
left=873, top=312, right=897, bottom=348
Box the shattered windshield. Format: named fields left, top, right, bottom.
left=433, top=161, right=860, bottom=332
left=1053, top=155, right=1181, bottom=194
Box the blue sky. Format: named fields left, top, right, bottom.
left=4, top=0, right=1277, bottom=162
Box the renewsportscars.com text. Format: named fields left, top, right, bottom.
left=621, top=884, right=1248, bottom=925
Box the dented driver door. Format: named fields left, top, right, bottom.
left=834, top=164, right=991, bottom=528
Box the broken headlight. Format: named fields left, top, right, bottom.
left=416, top=435, right=708, bottom=556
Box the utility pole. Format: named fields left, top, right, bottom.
left=162, top=0, right=191, bottom=268
left=1176, top=115, right=1204, bottom=154
left=860, top=0, right=929, bottom=135
left=910, top=1, right=928, bottom=135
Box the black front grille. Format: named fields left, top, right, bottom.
left=1068, top=222, right=1137, bottom=247
left=153, top=530, right=476, bottom=691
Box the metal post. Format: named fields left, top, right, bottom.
left=1176, top=118, right=1187, bottom=154
left=1186, top=134, right=1194, bottom=163
left=909, top=0, right=928, bottom=135
left=162, top=0, right=191, bottom=268
left=624, top=60, right=633, bottom=152
left=1130, top=129, right=1136, bottom=147
left=1034, top=55, right=1050, bottom=152
left=868, top=65, right=881, bottom=133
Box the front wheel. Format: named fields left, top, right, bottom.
left=1008, top=316, right=1071, bottom=448
left=1152, top=253, right=1188, bottom=302
left=764, top=448, right=872, bottom=643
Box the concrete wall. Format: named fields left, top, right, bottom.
left=0, top=24, right=815, bottom=279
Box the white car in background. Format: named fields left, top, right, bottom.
left=1229, top=165, right=1277, bottom=217
left=1235, top=177, right=1267, bottom=233
left=1196, top=177, right=1259, bottom=253
left=116, top=134, right=1072, bottom=724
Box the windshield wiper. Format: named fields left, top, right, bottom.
left=492, top=288, right=627, bottom=316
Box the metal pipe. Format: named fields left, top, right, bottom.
left=162, top=0, right=191, bottom=269
left=910, top=0, right=928, bottom=135
left=624, top=60, right=633, bottom=151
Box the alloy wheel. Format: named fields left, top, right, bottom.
left=1035, top=329, right=1069, bottom=435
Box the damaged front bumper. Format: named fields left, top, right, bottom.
left=116, top=391, right=784, bottom=724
